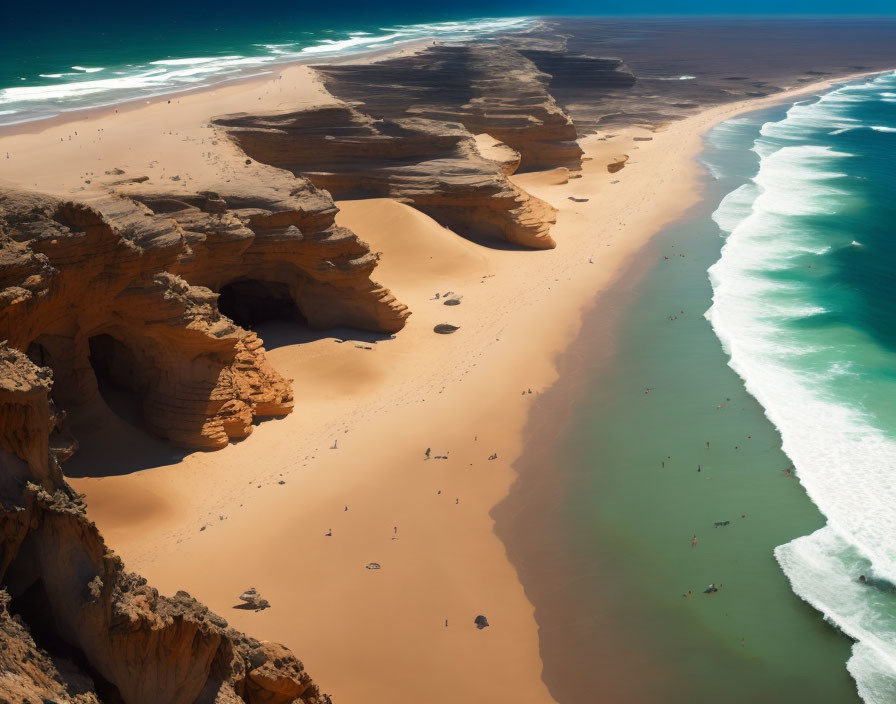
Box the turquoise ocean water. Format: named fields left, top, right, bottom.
left=499, top=74, right=896, bottom=704
left=708, top=72, right=896, bottom=701
left=5, top=9, right=896, bottom=695
left=0, top=15, right=531, bottom=126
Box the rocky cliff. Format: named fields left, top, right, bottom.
left=0, top=173, right=401, bottom=699
left=0, top=38, right=592, bottom=704
left=313, top=44, right=584, bottom=172
left=0, top=344, right=326, bottom=704
left=215, top=106, right=557, bottom=249
left=0, top=175, right=407, bottom=451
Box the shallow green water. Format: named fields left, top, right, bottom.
left=508, top=106, right=861, bottom=703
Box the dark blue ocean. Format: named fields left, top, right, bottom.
left=5, top=1, right=896, bottom=126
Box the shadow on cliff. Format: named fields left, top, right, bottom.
left=254, top=320, right=396, bottom=350
left=62, top=389, right=191, bottom=478
left=460, top=232, right=550, bottom=252
left=61, top=322, right=396, bottom=477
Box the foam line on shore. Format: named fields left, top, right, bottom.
left=0, top=16, right=533, bottom=126
left=706, top=70, right=896, bottom=703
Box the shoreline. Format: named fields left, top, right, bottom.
left=494, top=74, right=891, bottom=703
left=0, top=13, right=541, bottom=136
left=1, top=55, right=887, bottom=703
left=0, top=36, right=440, bottom=138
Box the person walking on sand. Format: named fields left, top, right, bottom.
left=392, top=526, right=398, bottom=540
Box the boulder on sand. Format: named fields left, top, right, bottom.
left=238, top=587, right=271, bottom=611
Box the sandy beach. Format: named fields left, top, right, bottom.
left=0, top=48, right=880, bottom=702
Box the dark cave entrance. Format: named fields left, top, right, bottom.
left=4, top=572, right=124, bottom=702
left=87, top=334, right=147, bottom=427
left=59, top=333, right=185, bottom=478
left=217, top=279, right=306, bottom=329
left=26, top=340, right=50, bottom=368
left=9, top=579, right=67, bottom=654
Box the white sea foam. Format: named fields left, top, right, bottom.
left=0, top=15, right=533, bottom=125
left=871, top=125, right=896, bottom=133
left=300, top=33, right=404, bottom=54
left=707, top=72, right=896, bottom=703
left=383, top=17, right=531, bottom=34
left=824, top=360, right=857, bottom=379
left=149, top=56, right=241, bottom=66
left=776, top=528, right=896, bottom=703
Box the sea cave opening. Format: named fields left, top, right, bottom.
left=8, top=578, right=80, bottom=665
left=87, top=334, right=147, bottom=427
left=26, top=340, right=50, bottom=368
left=59, top=333, right=184, bottom=478
left=3, top=570, right=124, bottom=701
left=217, top=279, right=307, bottom=329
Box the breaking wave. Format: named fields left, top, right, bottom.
left=706, top=70, right=896, bottom=703
left=0, top=16, right=533, bottom=126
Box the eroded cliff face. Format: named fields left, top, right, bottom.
left=124, top=163, right=408, bottom=333
left=215, top=105, right=557, bottom=250
left=0, top=182, right=352, bottom=697
left=0, top=41, right=588, bottom=704
left=210, top=46, right=583, bottom=250
left=313, top=44, right=586, bottom=172
left=0, top=344, right=326, bottom=704
left=0, top=175, right=407, bottom=451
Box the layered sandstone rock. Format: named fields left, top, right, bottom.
left=215, top=106, right=557, bottom=249
left=122, top=162, right=408, bottom=333
left=314, top=44, right=584, bottom=172
left=0, top=178, right=406, bottom=450
left=0, top=345, right=327, bottom=704
left=473, top=134, right=522, bottom=176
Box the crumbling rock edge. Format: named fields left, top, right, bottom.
left=0, top=343, right=330, bottom=703
left=215, top=104, right=558, bottom=250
